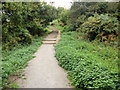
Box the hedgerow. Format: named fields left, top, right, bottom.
left=55, top=32, right=119, bottom=89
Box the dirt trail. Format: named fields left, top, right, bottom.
left=17, top=27, right=71, bottom=88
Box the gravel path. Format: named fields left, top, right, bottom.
left=17, top=28, right=71, bottom=88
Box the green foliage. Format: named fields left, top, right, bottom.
left=55, top=32, right=118, bottom=89
left=2, top=2, right=60, bottom=88
left=52, top=24, right=64, bottom=33
left=2, top=2, right=58, bottom=50
left=64, top=25, right=76, bottom=32
left=59, top=9, right=69, bottom=25
left=58, top=2, right=119, bottom=43
left=8, top=83, right=19, bottom=88
left=77, top=14, right=119, bottom=41
left=2, top=37, right=43, bottom=88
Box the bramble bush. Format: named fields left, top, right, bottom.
left=55, top=32, right=119, bottom=89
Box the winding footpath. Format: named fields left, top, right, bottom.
left=17, top=27, right=71, bottom=88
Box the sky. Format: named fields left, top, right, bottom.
left=40, top=0, right=120, bottom=9
left=2, top=0, right=119, bottom=6
left=40, top=0, right=73, bottom=9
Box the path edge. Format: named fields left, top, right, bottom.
left=56, top=29, right=61, bottom=44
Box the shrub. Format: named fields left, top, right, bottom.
left=77, top=14, right=119, bottom=41
left=17, top=28, right=32, bottom=44
left=64, top=25, right=76, bottom=32
left=2, top=2, right=58, bottom=50
left=55, top=32, right=118, bottom=89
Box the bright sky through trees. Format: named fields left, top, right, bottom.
left=40, top=0, right=119, bottom=9
left=40, top=0, right=73, bottom=9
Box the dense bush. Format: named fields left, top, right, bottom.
left=58, top=2, right=119, bottom=43
left=67, top=2, right=119, bottom=26
left=55, top=32, right=119, bottom=89
left=2, top=2, right=58, bottom=50
left=77, top=14, right=119, bottom=41
left=59, top=9, right=69, bottom=25
left=63, top=25, right=76, bottom=32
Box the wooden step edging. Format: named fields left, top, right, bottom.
left=42, top=28, right=61, bottom=45
left=43, top=39, right=56, bottom=41
left=43, top=43, right=56, bottom=44
left=56, top=30, right=61, bottom=44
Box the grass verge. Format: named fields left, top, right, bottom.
left=2, top=36, right=44, bottom=88
left=55, top=32, right=119, bottom=89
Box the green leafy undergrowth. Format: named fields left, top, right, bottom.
left=50, top=20, right=65, bottom=33
left=2, top=36, right=43, bottom=88
left=55, top=32, right=119, bottom=89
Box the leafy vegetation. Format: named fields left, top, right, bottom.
left=2, top=2, right=58, bottom=50
left=1, top=2, right=59, bottom=88
left=2, top=37, right=43, bottom=88
left=77, top=14, right=119, bottom=42
left=1, top=1, right=119, bottom=89
left=55, top=32, right=119, bottom=89
left=58, top=2, right=119, bottom=43
left=54, top=1, right=119, bottom=89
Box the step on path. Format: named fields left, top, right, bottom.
left=42, top=39, right=56, bottom=44
left=42, top=29, right=58, bottom=45
left=17, top=27, right=72, bottom=88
